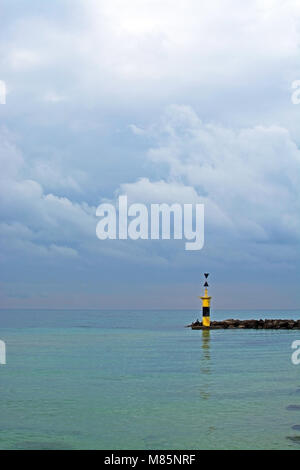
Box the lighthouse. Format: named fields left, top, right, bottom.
left=199, top=273, right=211, bottom=327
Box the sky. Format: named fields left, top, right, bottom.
left=0, top=0, right=300, bottom=309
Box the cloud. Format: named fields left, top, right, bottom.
left=1, top=102, right=299, bottom=275
left=0, top=129, right=95, bottom=259
left=1, top=1, right=300, bottom=307
left=2, top=0, right=300, bottom=120
left=0, top=129, right=171, bottom=270
left=9, top=48, right=42, bottom=70
left=43, top=91, right=68, bottom=103
left=125, top=105, right=300, bottom=263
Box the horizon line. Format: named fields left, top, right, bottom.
left=0, top=307, right=299, bottom=311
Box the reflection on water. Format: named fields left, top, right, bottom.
left=201, top=329, right=211, bottom=371
left=199, top=329, right=211, bottom=400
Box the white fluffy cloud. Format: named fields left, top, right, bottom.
left=2, top=101, right=299, bottom=270
left=0, top=130, right=171, bottom=269
left=0, top=129, right=95, bottom=259
left=123, top=105, right=300, bottom=263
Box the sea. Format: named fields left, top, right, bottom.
left=1, top=308, right=300, bottom=450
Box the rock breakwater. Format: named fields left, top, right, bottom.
left=187, top=319, right=300, bottom=329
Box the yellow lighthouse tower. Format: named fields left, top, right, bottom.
left=199, top=273, right=211, bottom=327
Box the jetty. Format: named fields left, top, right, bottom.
left=192, top=274, right=299, bottom=329
left=187, top=318, right=300, bottom=330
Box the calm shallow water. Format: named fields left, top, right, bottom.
left=1, top=309, right=300, bottom=450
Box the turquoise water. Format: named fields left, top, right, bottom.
left=1, top=309, right=300, bottom=450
